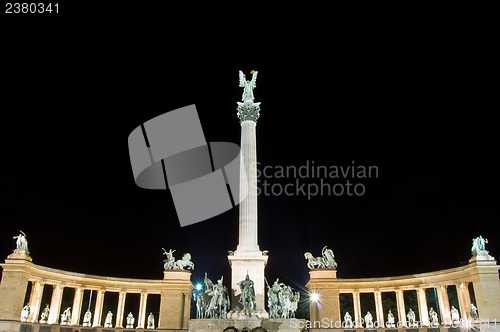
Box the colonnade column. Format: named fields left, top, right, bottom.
left=396, top=290, right=406, bottom=327
left=115, top=291, right=126, bottom=328
left=70, top=288, right=84, bottom=325
left=417, top=287, right=429, bottom=326
left=457, top=282, right=471, bottom=320
left=436, top=285, right=451, bottom=324
left=374, top=291, right=384, bottom=327
left=137, top=292, right=148, bottom=329
left=353, top=292, right=362, bottom=327
left=28, top=281, right=44, bottom=322
left=48, top=284, right=64, bottom=324
left=92, top=290, right=105, bottom=327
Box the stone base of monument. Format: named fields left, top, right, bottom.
left=188, top=318, right=307, bottom=332
left=0, top=320, right=21, bottom=332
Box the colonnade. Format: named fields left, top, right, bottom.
left=306, top=253, right=500, bottom=329
left=344, top=282, right=471, bottom=327
left=26, top=282, right=154, bottom=328
left=0, top=249, right=192, bottom=332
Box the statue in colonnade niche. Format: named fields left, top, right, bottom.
left=364, top=311, right=373, bottom=328
left=126, top=312, right=135, bottom=328
left=104, top=311, right=113, bottom=327
left=20, top=303, right=30, bottom=322
left=386, top=309, right=395, bottom=328
left=60, top=307, right=71, bottom=325
left=147, top=312, right=155, bottom=329
left=82, top=309, right=92, bottom=326
left=450, top=305, right=460, bottom=324
left=39, top=304, right=50, bottom=323
left=407, top=308, right=416, bottom=327
left=471, top=303, right=479, bottom=320
left=343, top=311, right=354, bottom=328
left=429, top=307, right=439, bottom=327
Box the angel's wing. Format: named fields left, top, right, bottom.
left=250, top=70, right=258, bottom=87
left=239, top=70, right=246, bottom=87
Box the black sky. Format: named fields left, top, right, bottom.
left=1, top=7, right=498, bottom=300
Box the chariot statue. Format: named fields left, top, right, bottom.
left=162, top=248, right=194, bottom=270
left=304, top=246, right=337, bottom=269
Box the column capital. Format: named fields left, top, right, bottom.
left=237, top=101, right=261, bottom=123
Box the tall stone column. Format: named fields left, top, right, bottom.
left=396, top=290, right=406, bottom=327
left=353, top=292, right=362, bottom=327
left=374, top=291, right=384, bottom=327
left=137, top=292, right=148, bottom=329
left=92, top=290, right=105, bottom=327
left=228, top=70, right=268, bottom=318
left=116, top=291, right=126, bottom=328
left=417, top=287, right=429, bottom=326
left=71, top=288, right=84, bottom=325
left=48, top=284, right=64, bottom=324
left=29, top=281, right=44, bottom=323
left=437, top=285, right=451, bottom=325
left=457, top=282, right=471, bottom=320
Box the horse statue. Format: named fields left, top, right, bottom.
left=196, top=273, right=229, bottom=319
left=304, top=246, right=337, bottom=269
left=173, top=253, right=195, bottom=270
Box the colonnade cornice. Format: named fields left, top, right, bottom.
left=2, top=260, right=192, bottom=292
left=306, top=262, right=485, bottom=291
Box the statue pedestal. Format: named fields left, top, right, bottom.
left=188, top=318, right=307, bottom=332
left=469, top=250, right=495, bottom=263
left=228, top=253, right=269, bottom=319
left=6, top=249, right=32, bottom=262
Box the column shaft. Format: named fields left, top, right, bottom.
left=417, top=287, right=429, bottom=326
left=71, top=288, right=84, bottom=325
left=437, top=285, right=451, bottom=325
left=396, top=290, right=407, bottom=327
left=237, top=120, right=259, bottom=252
left=48, top=284, right=64, bottom=324
left=29, top=281, right=44, bottom=322
left=137, top=292, right=148, bottom=329
left=92, top=290, right=105, bottom=327
left=116, top=291, right=126, bottom=328
left=353, top=292, right=362, bottom=328
left=374, top=291, right=384, bottom=327
left=457, top=282, right=471, bottom=320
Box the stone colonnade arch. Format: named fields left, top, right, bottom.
left=306, top=253, right=500, bottom=330
left=0, top=250, right=191, bottom=332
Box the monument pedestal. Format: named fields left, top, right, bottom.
left=188, top=318, right=307, bottom=332
left=228, top=252, right=269, bottom=319
left=468, top=251, right=500, bottom=324
left=158, top=270, right=193, bottom=330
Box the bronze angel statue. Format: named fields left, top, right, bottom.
left=239, top=70, right=258, bottom=102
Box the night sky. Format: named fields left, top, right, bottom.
left=1, top=7, right=498, bottom=310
